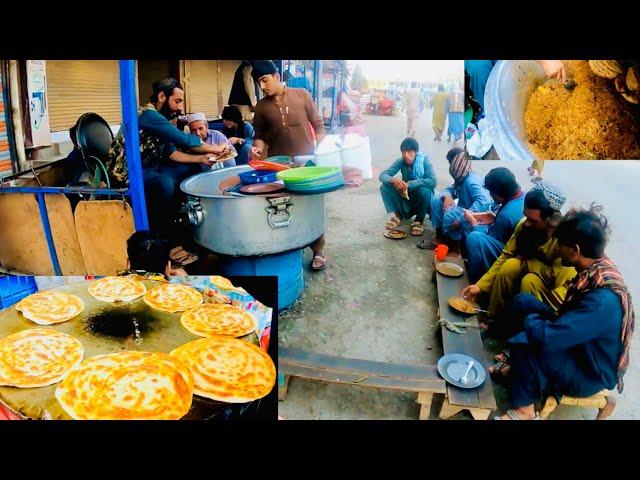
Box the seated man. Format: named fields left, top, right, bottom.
left=220, top=106, right=255, bottom=166
left=107, top=78, right=227, bottom=266
left=379, top=137, right=437, bottom=236
left=464, top=167, right=525, bottom=283
left=421, top=149, right=492, bottom=249
left=123, top=230, right=187, bottom=279
left=495, top=205, right=632, bottom=420
left=461, top=182, right=577, bottom=328
left=187, top=112, right=236, bottom=169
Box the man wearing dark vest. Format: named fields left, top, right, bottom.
left=228, top=60, right=259, bottom=121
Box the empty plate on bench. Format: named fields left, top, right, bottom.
left=437, top=353, right=486, bottom=389
left=435, top=262, right=464, bottom=277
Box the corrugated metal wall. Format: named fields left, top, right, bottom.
left=46, top=60, right=122, bottom=132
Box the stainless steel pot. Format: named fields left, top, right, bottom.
left=180, top=166, right=326, bottom=256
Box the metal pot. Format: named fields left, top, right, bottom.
left=180, top=166, right=326, bottom=256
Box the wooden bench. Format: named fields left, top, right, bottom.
left=434, top=256, right=497, bottom=420
left=279, top=347, right=446, bottom=420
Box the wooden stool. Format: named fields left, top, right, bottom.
left=540, top=390, right=615, bottom=419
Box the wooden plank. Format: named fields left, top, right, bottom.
left=436, top=256, right=497, bottom=410
left=282, top=364, right=445, bottom=394
left=281, top=347, right=444, bottom=388
left=74, top=200, right=135, bottom=275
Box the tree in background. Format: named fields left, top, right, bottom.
left=350, top=65, right=369, bottom=92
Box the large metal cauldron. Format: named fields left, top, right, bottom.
left=180, top=166, right=326, bottom=256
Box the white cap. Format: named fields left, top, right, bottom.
left=187, top=112, right=207, bottom=124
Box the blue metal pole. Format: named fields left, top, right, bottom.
left=119, top=60, right=149, bottom=231
left=313, top=60, right=323, bottom=114
left=36, top=192, right=62, bottom=276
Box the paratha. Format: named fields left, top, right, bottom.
left=55, top=351, right=194, bottom=420
left=15, top=291, right=84, bottom=325
left=209, top=275, right=238, bottom=291
left=181, top=304, right=257, bottom=338
left=170, top=336, right=275, bottom=403
left=143, top=284, right=203, bottom=313
left=0, top=328, right=84, bottom=388
left=88, top=276, right=147, bottom=303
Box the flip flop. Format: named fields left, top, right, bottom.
left=417, top=238, right=437, bottom=249
left=411, top=222, right=425, bottom=236
left=311, top=254, right=327, bottom=271
left=488, top=351, right=511, bottom=377
left=385, top=214, right=402, bottom=230
left=170, top=247, right=199, bottom=266
left=494, top=409, right=540, bottom=420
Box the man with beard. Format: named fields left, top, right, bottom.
left=107, top=78, right=227, bottom=265
left=494, top=205, right=632, bottom=420
left=460, top=182, right=577, bottom=330
left=250, top=60, right=329, bottom=271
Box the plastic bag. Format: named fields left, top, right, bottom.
left=465, top=119, right=493, bottom=158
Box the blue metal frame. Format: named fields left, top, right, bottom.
left=119, top=60, right=148, bottom=231
left=0, top=59, right=148, bottom=274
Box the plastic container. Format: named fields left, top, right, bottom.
left=484, top=60, right=543, bottom=163
left=341, top=135, right=373, bottom=180
left=218, top=250, right=304, bottom=311
left=314, top=135, right=342, bottom=167
left=0, top=276, right=38, bottom=309
left=238, top=170, right=278, bottom=185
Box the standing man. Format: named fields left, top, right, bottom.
left=250, top=60, right=328, bottom=271
left=404, top=82, right=423, bottom=137
left=228, top=60, right=259, bottom=121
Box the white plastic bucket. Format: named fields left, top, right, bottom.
left=314, top=135, right=343, bottom=167
left=340, top=135, right=373, bottom=179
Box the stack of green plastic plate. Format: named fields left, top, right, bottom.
left=276, top=166, right=344, bottom=194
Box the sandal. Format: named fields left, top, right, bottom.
left=411, top=222, right=425, bottom=236
left=311, top=254, right=327, bottom=271
left=170, top=246, right=199, bottom=266
left=417, top=238, right=437, bottom=250
left=494, top=409, right=540, bottom=420
left=385, top=214, right=402, bottom=230
left=488, top=351, right=511, bottom=377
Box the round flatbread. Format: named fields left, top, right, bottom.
left=170, top=336, right=275, bottom=403
left=88, top=276, right=147, bottom=303
left=0, top=328, right=84, bottom=388
left=181, top=304, right=257, bottom=338
left=209, top=275, right=237, bottom=291
left=55, top=351, right=194, bottom=420
left=15, top=291, right=84, bottom=325
left=143, top=284, right=203, bottom=313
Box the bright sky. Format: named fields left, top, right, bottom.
left=349, top=60, right=463, bottom=83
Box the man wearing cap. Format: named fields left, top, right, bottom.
left=419, top=149, right=492, bottom=250
left=461, top=181, right=577, bottom=331
left=250, top=60, right=329, bottom=271
left=187, top=113, right=236, bottom=169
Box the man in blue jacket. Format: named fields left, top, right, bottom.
left=495, top=205, right=634, bottom=420
left=379, top=137, right=437, bottom=237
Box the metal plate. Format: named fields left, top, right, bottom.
left=435, top=261, right=465, bottom=277
left=448, top=296, right=481, bottom=315
left=239, top=182, right=286, bottom=195
left=384, top=229, right=407, bottom=240
left=437, top=353, right=486, bottom=389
